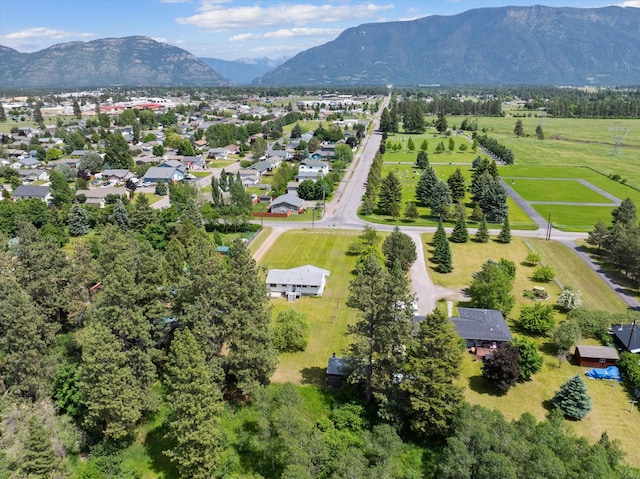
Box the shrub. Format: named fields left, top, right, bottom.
left=524, top=252, right=541, bottom=266
left=272, top=310, right=310, bottom=353
left=557, top=287, right=583, bottom=311
left=519, top=303, right=555, bottom=335
left=511, top=337, right=543, bottom=381
left=532, top=265, right=555, bottom=282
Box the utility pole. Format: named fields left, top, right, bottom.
left=545, top=211, right=552, bottom=241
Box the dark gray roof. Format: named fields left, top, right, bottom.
left=450, top=307, right=512, bottom=342
left=327, top=356, right=347, bottom=376
left=612, top=324, right=640, bottom=353
left=12, top=185, right=50, bottom=199
left=271, top=193, right=304, bottom=209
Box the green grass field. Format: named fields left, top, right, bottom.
left=532, top=204, right=615, bottom=231
left=259, top=229, right=362, bottom=385
left=508, top=179, right=613, bottom=203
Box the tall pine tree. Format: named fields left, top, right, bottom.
left=497, top=216, right=512, bottom=243
left=164, top=328, right=224, bottom=478
left=475, top=215, right=489, bottom=243
left=450, top=211, right=469, bottom=243
left=377, top=171, right=402, bottom=219
left=553, top=375, right=592, bottom=420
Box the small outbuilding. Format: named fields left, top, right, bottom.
left=326, top=354, right=348, bottom=388
left=574, top=345, right=619, bottom=368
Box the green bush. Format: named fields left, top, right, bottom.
left=519, top=303, right=555, bottom=335
left=272, top=309, right=310, bottom=353
left=532, top=265, right=555, bottom=282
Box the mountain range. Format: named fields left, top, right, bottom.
left=1, top=5, right=640, bottom=88
left=0, top=36, right=228, bottom=88
left=259, top=5, right=640, bottom=86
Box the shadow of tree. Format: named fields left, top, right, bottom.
left=542, top=398, right=556, bottom=412
left=300, top=366, right=326, bottom=387
left=468, top=374, right=499, bottom=396
left=145, top=422, right=179, bottom=479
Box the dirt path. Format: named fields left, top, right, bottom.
left=252, top=226, right=286, bottom=264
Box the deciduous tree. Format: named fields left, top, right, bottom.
left=519, top=303, right=555, bottom=335
left=482, top=343, right=520, bottom=394
left=511, top=337, right=543, bottom=381
left=469, top=259, right=515, bottom=314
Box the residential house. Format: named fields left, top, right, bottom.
left=12, top=157, right=41, bottom=169
left=76, top=187, right=129, bottom=207
left=309, top=150, right=332, bottom=161
left=247, top=160, right=274, bottom=175
left=182, top=155, right=207, bottom=171
left=265, top=264, right=330, bottom=297
left=207, top=147, right=230, bottom=159
left=612, top=323, right=640, bottom=353
left=98, top=169, right=135, bottom=184
left=142, top=166, right=184, bottom=184
left=70, top=150, right=88, bottom=158
left=287, top=181, right=300, bottom=194
left=12, top=185, right=52, bottom=203
left=450, top=307, right=513, bottom=351
left=574, top=345, right=619, bottom=368
left=269, top=193, right=305, bottom=214
left=18, top=169, right=49, bottom=182
left=298, top=159, right=329, bottom=182
left=238, top=169, right=261, bottom=186
left=266, top=149, right=291, bottom=161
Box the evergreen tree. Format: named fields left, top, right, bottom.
left=129, top=193, right=156, bottom=231
left=72, top=98, right=82, bottom=118
left=416, top=166, right=437, bottom=207
left=291, top=123, right=303, bottom=139
left=33, top=103, right=44, bottom=125
left=155, top=181, right=168, bottom=196
left=448, top=137, right=455, bottom=152
left=346, top=254, right=414, bottom=405
left=401, top=308, right=463, bottom=437
left=435, top=233, right=453, bottom=273
left=475, top=215, right=489, bottom=243
left=224, top=239, right=278, bottom=398
left=68, top=204, right=89, bottom=236
left=0, top=102, right=6, bottom=122
left=379, top=107, right=393, bottom=134
left=435, top=110, right=448, bottom=133
left=404, top=201, right=418, bottom=220
left=403, top=102, right=425, bottom=133
left=179, top=197, right=204, bottom=229
left=164, top=328, right=223, bottom=478
left=407, top=137, right=415, bottom=151
left=514, top=119, right=524, bottom=137
left=21, top=415, right=59, bottom=478
left=482, top=343, right=520, bottom=394
left=479, top=179, right=509, bottom=223
left=447, top=168, right=466, bottom=202
left=79, top=322, right=144, bottom=440
left=553, top=375, right=592, bottom=420
left=450, top=211, right=469, bottom=243
left=586, top=219, right=609, bottom=252
left=49, top=170, right=73, bottom=207
left=497, top=216, right=511, bottom=243
left=0, top=280, right=52, bottom=399
left=111, top=199, right=129, bottom=229
left=377, top=171, right=402, bottom=219
left=470, top=203, right=484, bottom=222
left=415, top=150, right=428, bottom=169
left=382, top=226, right=417, bottom=272
left=427, top=180, right=452, bottom=219
left=611, top=197, right=637, bottom=225
left=420, top=139, right=428, bottom=151
left=536, top=124, right=545, bottom=140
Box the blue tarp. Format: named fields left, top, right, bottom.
left=585, top=365, right=621, bottom=381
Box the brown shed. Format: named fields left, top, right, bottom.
left=575, top=345, right=619, bottom=368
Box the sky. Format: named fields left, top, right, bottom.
left=1, top=0, right=639, bottom=61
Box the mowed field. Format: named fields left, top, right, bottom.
left=259, top=229, right=362, bottom=385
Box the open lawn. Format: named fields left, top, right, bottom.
left=259, top=229, right=362, bottom=385
left=508, top=179, right=613, bottom=203
left=532, top=204, right=615, bottom=231
left=208, top=159, right=238, bottom=168
left=476, top=116, right=640, bottom=191
left=525, top=238, right=627, bottom=312
left=384, top=130, right=477, bottom=164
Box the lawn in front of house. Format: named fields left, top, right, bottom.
left=259, top=229, right=363, bottom=385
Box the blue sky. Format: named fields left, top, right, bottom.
left=0, top=0, right=637, bottom=60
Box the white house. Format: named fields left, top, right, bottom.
left=266, top=265, right=331, bottom=297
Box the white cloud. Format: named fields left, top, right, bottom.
left=4, top=27, right=92, bottom=41
left=0, top=28, right=94, bottom=51
left=229, top=27, right=343, bottom=42
left=176, top=2, right=394, bottom=29
left=620, top=0, right=640, bottom=6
